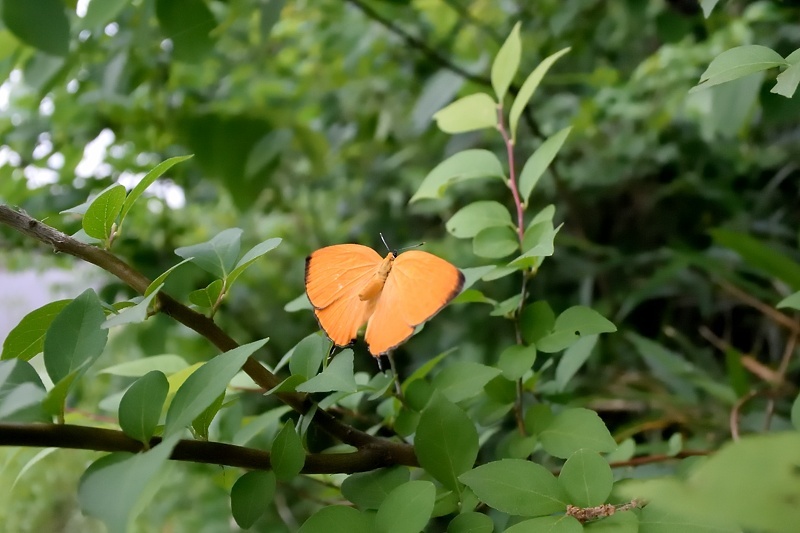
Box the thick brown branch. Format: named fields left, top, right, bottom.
left=0, top=205, right=417, bottom=464
left=0, top=423, right=416, bottom=473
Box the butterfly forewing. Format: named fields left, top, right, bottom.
left=305, top=244, right=382, bottom=309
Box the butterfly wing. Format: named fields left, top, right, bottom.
left=305, top=244, right=382, bottom=346
left=365, top=250, right=464, bottom=355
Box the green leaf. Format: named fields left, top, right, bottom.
left=155, top=0, right=216, bottom=63
left=446, top=201, right=513, bottom=239
left=699, top=0, right=720, bottom=17
left=490, top=294, right=522, bottom=317
left=163, top=339, right=267, bottom=437
left=473, top=226, right=519, bottom=259
left=118, top=371, right=169, bottom=445
left=539, top=408, right=617, bottom=459
left=81, top=0, right=129, bottom=28
left=298, top=506, right=373, bottom=533
left=2, top=0, right=70, bottom=56
left=508, top=221, right=561, bottom=269
left=410, top=149, right=504, bottom=202
left=42, top=370, right=79, bottom=418
left=497, top=344, right=537, bottom=381
left=505, top=516, right=582, bottom=533
left=431, top=362, right=502, bottom=403
left=233, top=405, right=292, bottom=446
left=521, top=301, right=555, bottom=344
left=791, top=393, right=800, bottom=431
left=524, top=404, right=554, bottom=435
left=2, top=299, right=71, bottom=361
left=102, top=286, right=162, bottom=328
left=342, top=467, right=411, bottom=510
left=637, top=506, right=737, bottom=533
left=711, top=228, right=800, bottom=290
left=401, top=348, right=454, bottom=393
left=416, top=392, right=479, bottom=492
left=145, top=258, right=194, bottom=297
left=191, top=392, right=225, bottom=440
left=558, top=449, right=613, bottom=507
left=537, top=306, right=616, bottom=353
left=83, top=185, right=125, bottom=241
left=491, top=22, right=521, bottom=102
left=375, top=480, right=435, bottom=533
left=99, top=354, right=189, bottom=377
left=78, top=435, right=181, bottom=533
left=289, top=332, right=330, bottom=378
left=433, top=93, right=498, bottom=134
left=245, top=129, right=292, bottom=178
left=692, top=45, right=787, bottom=93
left=295, top=349, right=357, bottom=393
left=459, top=459, right=567, bottom=517
left=188, top=280, right=223, bottom=309
left=227, top=237, right=282, bottom=286
left=284, top=293, right=312, bottom=312
left=771, top=61, right=800, bottom=98
left=119, top=155, right=193, bottom=224
left=447, top=512, right=494, bottom=533
left=509, top=47, right=571, bottom=142
left=175, top=228, right=243, bottom=279
left=271, top=420, right=306, bottom=481
left=555, top=335, right=597, bottom=392
left=231, top=470, right=276, bottom=529
left=0, top=359, right=48, bottom=422
left=583, top=510, right=638, bottom=533
left=518, top=127, right=572, bottom=204
left=43, top=289, right=108, bottom=383
left=777, top=290, right=800, bottom=310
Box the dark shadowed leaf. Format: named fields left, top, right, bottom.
left=231, top=471, right=276, bottom=529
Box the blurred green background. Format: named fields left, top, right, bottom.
left=2, top=0, right=800, bottom=531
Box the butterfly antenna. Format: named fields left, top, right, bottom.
left=398, top=241, right=425, bottom=252
left=376, top=356, right=385, bottom=372
left=379, top=232, right=391, bottom=252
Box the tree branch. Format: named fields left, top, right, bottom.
left=0, top=423, right=416, bottom=473
left=0, top=205, right=417, bottom=466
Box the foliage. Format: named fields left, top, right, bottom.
left=2, top=1, right=800, bottom=532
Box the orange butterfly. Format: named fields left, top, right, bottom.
left=305, top=242, right=464, bottom=356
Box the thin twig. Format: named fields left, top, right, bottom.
left=718, top=280, right=800, bottom=335
left=730, top=389, right=760, bottom=441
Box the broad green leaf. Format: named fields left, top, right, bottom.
left=491, top=22, right=521, bottom=102
left=637, top=506, right=737, bottom=533
left=83, top=185, right=125, bottom=241
left=481, top=265, right=517, bottom=281
left=2, top=299, right=71, bottom=360
left=155, top=0, right=216, bottom=63
left=375, top=480, right=435, bottom=533
left=266, top=375, right=306, bottom=395
left=227, top=237, right=282, bottom=286
left=295, top=349, right=357, bottom=393
left=412, top=69, right=465, bottom=132
left=297, top=505, right=373, bottom=533
left=691, top=45, right=786, bottom=93
left=401, top=348, right=454, bottom=393
left=524, top=403, right=554, bottom=436
left=699, top=0, right=720, bottom=17
left=539, top=408, right=617, bottom=459
left=508, top=221, right=561, bottom=269
left=521, top=301, right=555, bottom=344
left=460, top=266, right=497, bottom=292
left=81, top=0, right=129, bottom=28
left=446, top=201, right=513, bottom=239
left=190, top=391, right=225, bottom=439
left=583, top=510, right=638, bottom=532
left=447, top=511, right=493, bottom=533
left=188, top=280, right=223, bottom=309
left=245, top=129, right=292, bottom=177
left=490, top=294, right=522, bottom=317
left=118, top=371, right=168, bottom=445
left=537, top=306, right=616, bottom=353
left=145, top=257, right=194, bottom=297
left=473, top=226, right=519, bottom=259
left=771, top=61, right=800, bottom=98
left=342, top=467, right=411, bottom=510
left=119, top=155, right=193, bottom=223
left=452, top=289, right=496, bottom=305
left=433, top=93, right=498, bottom=134
left=459, top=459, right=567, bottom=516
left=505, top=516, right=582, bottom=533
left=2, top=0, right=70, bottom=56
left=792, top=393, right=800, bottom=431
left=558, top=449, right=613, bottom=507
left=518, top=127, right=572, bottom=203
left=284, top=293, right=312, bottom=312
left=410, top=149, right=504, bottom=202
left=498, top=344, right=537, bottom=381
left=289, top=332, right=330, bottom=378
left=99, top=354, right=188, bottom=377
left=174, top=228, right=243, bottom=279
left=102, top=286, right=162, bottom=328
left=163, top=339, right=268, bottom=437
left=416, top=392, right=479, bottom=492
left=233, top=405, right=292, bottom=446
left=555, top=335, right=597, bottom=391
left=509, top=47, right=571, bottom=141
left=777, top=290, right=800, bottom=310
left=271, top=420, right=305, bottom=481
left=231, top=471, right=276, bottom=529
left=0, top=359, right=48, bottom=422
left=42, top=370, right=79, bottom=418
left=43, top=289, right=108, bottom=383
left=432, top=362, right=501, bottom=402
left=78, top=435, right=180, bottom=533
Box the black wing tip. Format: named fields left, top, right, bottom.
left=451, top=268, right=466, bottom=300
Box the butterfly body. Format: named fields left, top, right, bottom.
left=305, top=244, right=463, bottom=356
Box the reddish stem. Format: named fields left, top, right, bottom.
left=497, top=105, right=525, bottom=244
